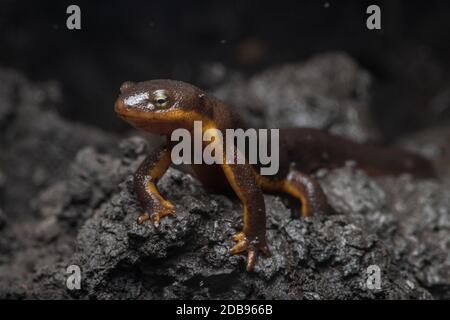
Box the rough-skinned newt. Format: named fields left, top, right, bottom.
left=114, top=79, right=435, bottom=271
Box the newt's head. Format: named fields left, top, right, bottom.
left=115, top=79, right=208, bottom=133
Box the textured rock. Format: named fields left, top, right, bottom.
left=0, top=67, right=116, bottom=218
left=398, top=125, right=450, bottom=179
left=0, top=67, right=116, bottom=298
left=379, top=176, right=450, bottom=298
left=13, top=137, right=443, bottom=299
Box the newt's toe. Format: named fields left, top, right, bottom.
left=137, top=202, right=175, bottom=228
left=230, top=233, right=270, bottom=272
left=137, top=213, right=151, bottom=224
left=232, top=231, right=245, bottom=242
left=230, top=238, right=248, bottom=254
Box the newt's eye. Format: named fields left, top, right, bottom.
left=153, top=90, right=169, bottom=108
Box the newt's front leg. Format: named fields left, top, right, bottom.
left=134, top=144, right=175, bottom=228
left=221, top=150, right=270, bottom=271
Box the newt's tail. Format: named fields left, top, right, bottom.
left=280, top=128, right=436, bottom=179
left=351, top=145, right=436, bottom=178
left=321, top=131, right=436, bottom=178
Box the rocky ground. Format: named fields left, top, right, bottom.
left=0, top=53, right=448, bottom=299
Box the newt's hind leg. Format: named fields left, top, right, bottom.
left=257, top=170, right=330, bottom=217
left=134, top=145, right=175, bottom=228
left=282, top=170, right=330, bottom=217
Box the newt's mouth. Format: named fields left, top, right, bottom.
left=115, top=100, right=188, bottom=133
left=115, top=99, right=212, bottom=134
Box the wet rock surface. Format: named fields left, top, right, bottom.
left=0, top=57, right=449, bottom=299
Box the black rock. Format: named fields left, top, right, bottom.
left=19, top=137, right=444, bottom=299
left=0, top=67, right=116, bottom=219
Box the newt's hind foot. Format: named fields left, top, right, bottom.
left=230, top=232, right=271, bottom=272
left=137, top=202, right=175, bottom=228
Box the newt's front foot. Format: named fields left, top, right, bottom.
left=137, top=201, right=175, bottom=228
left=230, top=232, right=271, bottom=272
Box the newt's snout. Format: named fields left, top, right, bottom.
left=114, top=99, right=125, bottom=117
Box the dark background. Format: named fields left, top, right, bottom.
left=1, top=0, right=450, bottom=139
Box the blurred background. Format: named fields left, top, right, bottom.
left=1, top=0, right=450, bottom=139
left=1, top=1, right=450, bottom=300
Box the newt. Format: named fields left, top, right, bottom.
left=114, top=79, right=435, bottom=271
